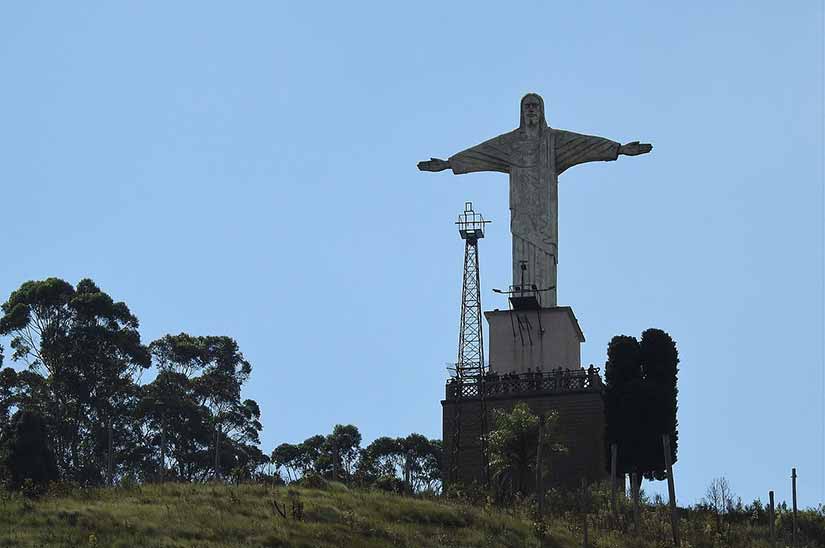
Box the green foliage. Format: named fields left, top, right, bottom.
left=144, top=333, right=264, bottom=482
left=357, top=433, right=442, bottom=493
left=327, top=423, right=362, bottom=480
left=0, top=277, right=151, bottom=485
left=271, top=442, right=301, bottom=481
left=296, top=471, right=329, bottom=490
left=488, top=403, right=564, bottom=495
left=0, top=278, right=263, bottom=486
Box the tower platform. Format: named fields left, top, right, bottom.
left=486, top=306, right=584, bottom=374
left=441, top=368, right=606, bottom=490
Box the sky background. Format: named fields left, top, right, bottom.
left=1, top=1, right=823, bottom=507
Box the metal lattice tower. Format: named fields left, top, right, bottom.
left=449, top=202, right=491, bottom=485
left=456, top=202, right=489, bottom=378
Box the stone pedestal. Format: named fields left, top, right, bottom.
left=485, top=306, right=584, bottom=374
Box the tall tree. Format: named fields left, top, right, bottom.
left=271, top=443, right=301, bottom=482
left=604, top=330, right=680, bottom=483
left=398, top=434, right=442, bottom=493
left=145, top=334, right=261, bottom=481
left=325, top=424, right=362, bottom=481
left=639, top=327, right=679, bottom=479
left=357, top=436, right=402, bottom=483
left=135, top=369, right=210, bottom=481
left=0, top=278, right=150, bottom=484
left=353, top=433, right=440, bottom=492
left=604, top=335, right=643, bottom=478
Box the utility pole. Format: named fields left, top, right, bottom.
left=791, top=468, right=798, bottom=547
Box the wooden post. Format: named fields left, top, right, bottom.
left=631, top=472, right=640, bottom=532
left=536, top=415, right=545, bottom=516
left=768, top=490, right=775, bottom=547
left=610, top=443, right=618, bottom=521
left=791, top=468, right=798, bottom=547
left=581, top=477, right=589, bottom=547
left=404, top=449, right=412, bottom=494
left=662, top=434, right=680, bottom=547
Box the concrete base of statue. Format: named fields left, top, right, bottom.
left=485, top=306, right=584, bottom=374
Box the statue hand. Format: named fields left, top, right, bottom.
left=619, top=141, right=653, bottom=156
left=417, top=158, right=450, bottom=172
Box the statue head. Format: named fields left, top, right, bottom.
left=520, top=93, right=547, bottom=130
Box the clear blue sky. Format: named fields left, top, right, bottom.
left=1, top=2, right=822, bottom=507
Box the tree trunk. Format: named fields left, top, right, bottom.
left=631, top=472, right=640, bottom=532
left=536, top=416, right=545, bottom=516
left=107, top=417, right=113, bottom=486
left=160, top=412, right=167, bottom=482
left=610, top=443, right=618, bottom=521
left=214, top=424, right=220, bottom=480
left=662, top=434, right=680, bottom=546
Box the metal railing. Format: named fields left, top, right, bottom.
left=445, top=367, right=603, bottom=400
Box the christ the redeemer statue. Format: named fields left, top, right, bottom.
left=418, top=93, right=652, bottom=307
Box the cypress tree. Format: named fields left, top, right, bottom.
left=639, top=328, right=679, bottom=479
left=5, top=410, right=58, bottom=492
left=604, top=335, right=642, bottom=477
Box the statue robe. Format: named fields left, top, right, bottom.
left=448, top=127, right=620, bottom=307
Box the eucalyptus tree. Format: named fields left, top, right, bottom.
left=0, top=278, right=150, bottom=484
left=146, top=333, right=261, bottom=480
left=271, top=442, right=301, bottom=482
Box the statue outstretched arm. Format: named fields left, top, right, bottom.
left=555, top=129, right=652, bottom=175
left=418, top=132, right=513, bottom=175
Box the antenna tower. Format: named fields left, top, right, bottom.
left=449, top=202, right=491, bottom=484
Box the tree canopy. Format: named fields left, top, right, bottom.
left=0, top=276, right=440, bottom=494
left=604, top=328, right=679, bottom=482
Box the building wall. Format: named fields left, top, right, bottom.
left=442, top=390, right=606, bottom=490
left=485, top=307, right=584, bottom=373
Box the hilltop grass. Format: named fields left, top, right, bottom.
left=0, top=482, right=560, bottom=548
left=0, top=481, right=821, bottom=547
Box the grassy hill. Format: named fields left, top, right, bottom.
left=0, top=482, right=820, bottom=547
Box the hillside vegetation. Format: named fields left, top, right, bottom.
left=1, top=482, right=823, bottom=548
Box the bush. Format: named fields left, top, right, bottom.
left=373, top=474, right=406, bottom=494
left=296, top=471, right=328, bottom=490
